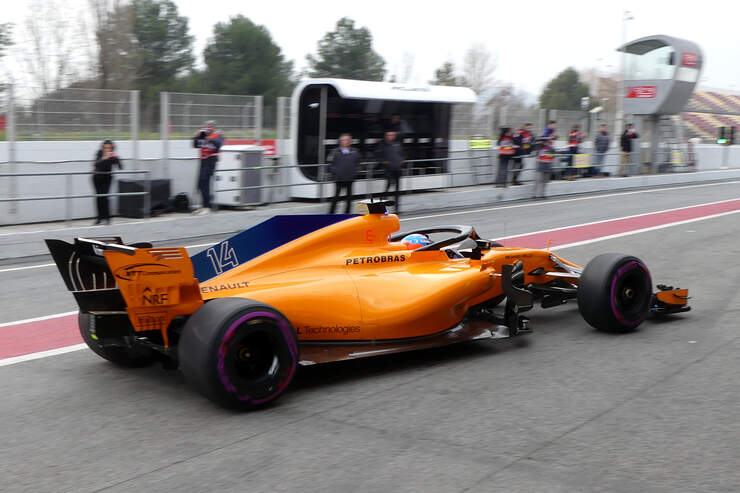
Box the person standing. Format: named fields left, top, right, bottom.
left=593, top=124, right=610, bottom=176
left=542, top=120, right=557, bottom=140
left=619, top=123, right=639, bottom=176
left=512, top=123, right=534, bottom=185
left=566, top=124, right=584, bottom=178
left=376, top=130, right=404, bottom=213
left=328, top=133, right=360, bottom=214
left=192, top=120, right=224, bottom=215
left=534, top=139, right=555, bottom=199
left=540, top=121, right=558, bottom=179
left=390, top=114, right=406, bottom=142
left=92, top=139, right=123, bottom=225
left=496, top=126, right=516, bottom=187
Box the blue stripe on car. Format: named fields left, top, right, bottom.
left=191, top=214, right=358, bottom=282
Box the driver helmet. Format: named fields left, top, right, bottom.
left=401, top=233, right=432, bottom=250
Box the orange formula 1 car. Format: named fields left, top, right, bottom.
left=46, top=201, right=689, bottom=409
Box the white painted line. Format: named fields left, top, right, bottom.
left=551, top=209, right=740, bottom=251
left=0, top=203, right=321, bottom=238
left=0, top=344, right=87, bottom=367
left=0, top=262, right=55, bottom=273
left=0, top=215, right=180, bottom=237
left=400, top=180, right=740, bottom=222
left=184, top=242, right=215, bottom=250
left=494, top=197, right=740, bottom=242
left=0, top=242, right=216, bottom=275
left=0, top=311, right=78, bottom=328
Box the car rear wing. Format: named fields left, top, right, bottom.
left=45, top=237, right=203, bottom=346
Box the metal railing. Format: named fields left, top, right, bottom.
left=0, top=166, right=150, bottom=224
left=208, top=149, right=697, bottom=208
left=0, top=145, right=715, bottom=225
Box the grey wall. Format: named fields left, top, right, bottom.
left=0, top=140, right=738, bottom=225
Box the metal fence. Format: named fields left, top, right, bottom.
left=9, top=87, right=137, bottom=142
left=0, top=167, right=150, bottom=225
left=163, top=92, right=262, bottom=140
left=0, top=83, right=735, bottom=225
left=451, top=104, right=491, bottom=139
left=451, top=105, right=613, bottom=141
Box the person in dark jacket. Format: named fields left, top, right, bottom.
left=619, top=123, right=639, bottom=176
left=593, top=124, right=610, bottom=176
left=512, top=123, right=534, bottom=185
left=192, top=120, right=224, bottom=215
left=328, top=133, right=360, bottom=214
left=376, top=130, right=404, bottom=213
left=566, top=124, right=584, bottom=178
left=92, top=139, right=122, bottom=225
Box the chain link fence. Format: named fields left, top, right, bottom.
left=1, top=83, right=736, bottom=225
left=498, top=107, right=542, bottom=133
left=165, top=92, right=262, bottom=141
left=9, top=87, right=137, bottom=142
left=451, top=104, right=491, bottom=139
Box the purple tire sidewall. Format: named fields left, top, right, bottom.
left=609, top=260, right=652, bottom=328
left=217, top=310, right=298, bottom=405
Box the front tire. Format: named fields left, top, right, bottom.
left=577, top=253, right=652, bottom=332
left=178, top=298, right=298, bottom=410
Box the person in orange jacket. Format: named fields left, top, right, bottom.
left=496, top=126, right=517, bottom=187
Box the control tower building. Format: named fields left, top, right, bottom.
left=618, top=35, right=702, bottom=169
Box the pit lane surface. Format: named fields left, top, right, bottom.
left=1, top=183, right=740, bottom=492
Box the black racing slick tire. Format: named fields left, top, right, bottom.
left=178, top=298, right=298, bottom=410
left=78, top=313, right=155, bottom=367
left=577, top=253, right=653, bottom=332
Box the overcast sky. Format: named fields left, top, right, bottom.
left=4, top=0, right=740, bottom=96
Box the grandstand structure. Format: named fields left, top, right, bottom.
left=681, top=88, right=740, bottom=141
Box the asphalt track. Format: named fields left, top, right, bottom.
left=1, top=182, right=740, bottom=492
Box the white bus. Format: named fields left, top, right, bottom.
left=288, top=78, right=476, bottom=199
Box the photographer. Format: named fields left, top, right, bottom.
left=192, top=120, right=224, bottom=215
left=92, top=139, right=122, bottom=225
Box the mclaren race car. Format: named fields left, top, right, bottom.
left=46, top=201, right=689, bottom=409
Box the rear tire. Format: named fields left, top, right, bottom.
left=178, top=298, right=298, bottom=410
left=78, top=313, right=156, bottom=367
left=577, top=253, right=652, bottom=332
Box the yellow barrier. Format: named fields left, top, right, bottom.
left=573, top=154, right=590, bottom=168
left=469, top=139, right=493, bottom=149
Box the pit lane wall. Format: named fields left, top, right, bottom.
left=0, top=139, right=739, bottom=225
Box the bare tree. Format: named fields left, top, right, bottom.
left=0, top=23, right=13, bottom=86
left=487, top=84, right=528, bottom=111
left=19, top=0, right=88, bottom=95
left=460, top=43, right=497, bottom=95
left=0, top=23, right=12, bottom=59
